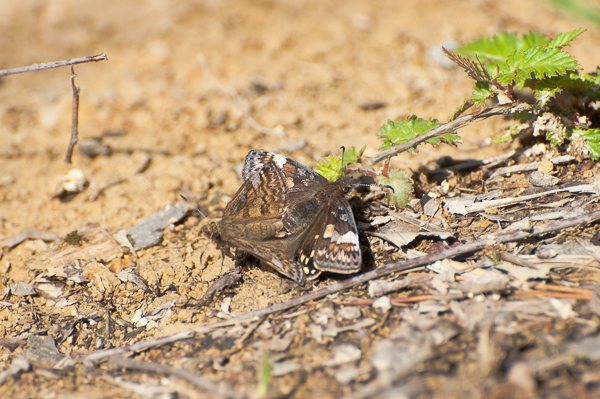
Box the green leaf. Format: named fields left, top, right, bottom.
left=522, top=32, right=552, bottom=48
left=534, top=89, right=561, bottom=106
left=577, top=67, right=600, bottom=85
left=377, top=116, right=459, bottom=150
left=457, top=32, right=530, bottom=62
left=573, top=128, right=600, bottom=160
left=493, top=125, right=523, bottom=143
left=456, top=30, right=585, bottom=87
left=472, top=81, right=494, bottom=105
left=376, top=170, right=413, bottom=207
left=314, top=146, right=361, bottom=182
left=548, top=28, right=586, bottom=48
left=498, top=46, right=579, bottom=87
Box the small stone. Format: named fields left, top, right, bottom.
left=537, top=160, right=554, bottom=174
left=529, top=171, right=559, bottom=187
left=334, top=366, right=361, bottom=384
left=327, top=344, right=362, bottom=366
left=373, top=296, right=392, bottom=312
left=338, top=306, right=361, bottom=320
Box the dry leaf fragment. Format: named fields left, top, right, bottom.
left=529, top=171, right=559, bottom=187
left=368, top=213, right=453, bottom=247
left=25, top=336, right=65, bottom=368
left=125, top=202, right=189, bottom=251
left=33, top=278, right=65, bottom=299
left=9, top=282, right=36, bottom=296
left=2, top=230, right=59, bottom=249
left=0, top=357, right=30, bottom=385
left=28, top=225, right=123, bottom=272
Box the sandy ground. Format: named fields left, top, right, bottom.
left=1, top=1, right=599, bottom=398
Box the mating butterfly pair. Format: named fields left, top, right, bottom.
left=217, top=150, right=362, bottom=284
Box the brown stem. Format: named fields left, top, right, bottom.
left=64, top=66, right=80, bottom=163
left=0, top=53, right=107, bottom=78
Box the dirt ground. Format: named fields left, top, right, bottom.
left=1, top=1, right=600, bottom=398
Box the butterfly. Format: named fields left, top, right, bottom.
left=217, top=149, right=362, bottom=285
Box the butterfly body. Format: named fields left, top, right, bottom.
left=217, top=150, right=362, bottom=284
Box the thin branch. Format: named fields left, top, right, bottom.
left=458, top=181, right=599, bottom=214
left=192, top=269, right=242, bottom=307
left=65, top=66, right=80, bottom=163
left=76, top=331, right=194, bottom=364
left=369, top=103, right=531, bottom=165
left=108, top=357, right=242, bottom=399
left=0, top=53, right=107, bottom=78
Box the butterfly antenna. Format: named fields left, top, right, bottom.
left=340, top=145, right=346, bottom=170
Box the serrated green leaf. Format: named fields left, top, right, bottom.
left=472, top=81, right=494, bottom=105
left=548, top=28, right=586, bottom=48
left=457, top=32, right=528, bottom=62
left=522, top=32, right=552, bottom=48
left=574, top=128, right=600, bottom=160
left=498, top=46, right=579, bottom=87
left=377, top=116, right=459, bottom=149
left=314, top=146, right=361, bottom=182
left=376, top=170, right=413, bottom=207
left=534, top=89, right=561, bottom=106
left=577, top=67, right=600, bottom=85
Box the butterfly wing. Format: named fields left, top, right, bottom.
left=242, top=149, right=327, bottom=192
left=220, top=150, right=325, bottom=284
left=297, top=196, right=362, bottom=276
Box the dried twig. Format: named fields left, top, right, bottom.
left=193, top=269, right=242, bottom=307
left=64, top=66, right=80, bottom=163
left=370, top=103, right=531, bottom=165
left=499, top=251, right=538, bottom=269
left=515, top=289, right=592, bottom=300
left=108, top=357, right=242, bottom=399
left=488, top=155, right=575, bottom=179
left=0, top=53, right=107, bottom=78
left=458, top=181, right=599, bottom=214
left=76, top=331, right=194, bottom=364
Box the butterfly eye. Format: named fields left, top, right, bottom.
left=342, top=186, right=350, bottom=194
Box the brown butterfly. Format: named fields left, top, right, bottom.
left=217, top=150, right=362, bottom=284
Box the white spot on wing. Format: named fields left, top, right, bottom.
left=272, top=154, right=287, bottom=168
left=336, top=231, right=358, bottom=245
